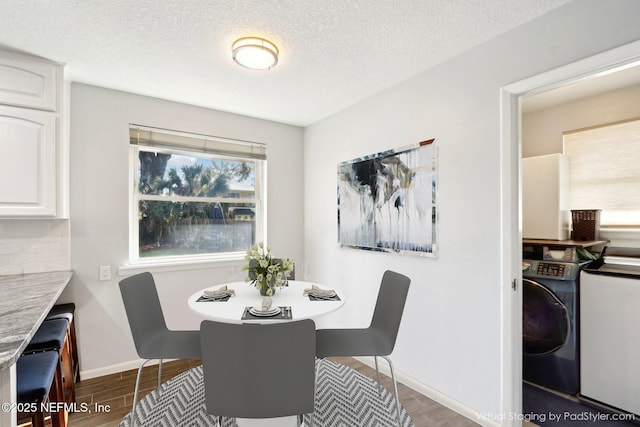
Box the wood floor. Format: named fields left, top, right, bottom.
left=67, top=357, right=479, bottom=427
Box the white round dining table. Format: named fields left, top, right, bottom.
left=188, top=280, right=344, bottom=426
left=188, top=280, right=345, bottom=324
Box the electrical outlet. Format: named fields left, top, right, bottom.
left=99, top=265, right=111, bottom=281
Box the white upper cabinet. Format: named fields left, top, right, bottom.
left=0, top=49, right=63, bottom=217
left=0, top=106, right=57, bottom=216
left=0, top=52, right=59, bottom=111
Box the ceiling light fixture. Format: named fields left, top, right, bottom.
left=232, top=37, right=279, bottom=70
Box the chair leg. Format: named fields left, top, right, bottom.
left=313, top=358, right=320, bottom=425
left=157, top=358, right=163, bottom=392
left=131, top=358, right=154, bottom=427
left=60, top=332, right=75, bottom=404
left=32, top=411, right=46, bottom=427
left=380, top=355, right=402, bottom=427
left=50, top=360, right=67, bottom=427
left=374, top=356, right=382, bottom=393
left=69, top=317, right=80, bottom=382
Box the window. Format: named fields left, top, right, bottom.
left=563, top=118, right=640, bottom=227
left=129, top=125, right=266, bottom=264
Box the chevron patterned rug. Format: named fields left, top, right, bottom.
left=119, top=358, right=414, bottom=426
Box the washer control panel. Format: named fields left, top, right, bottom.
left=536, top=262, right=565, bottom=277
left=523, top=260, right=579, bottom=280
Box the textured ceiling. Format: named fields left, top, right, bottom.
left=0, top=0, right=570, bottom=126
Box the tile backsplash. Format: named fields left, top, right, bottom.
left=0, top=219, right=71, bottom=275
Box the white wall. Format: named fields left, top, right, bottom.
left=65, top=84, right=304, bottom=374
left=304, top=0, right=640, bottom=422
left=523, top=83, right=640, bottom=157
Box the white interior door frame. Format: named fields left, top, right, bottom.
left=499, top=40, right=640, bottom=427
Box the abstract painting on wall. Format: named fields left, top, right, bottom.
left=338, top=139, right=437, bottom=256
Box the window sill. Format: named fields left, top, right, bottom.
left=118, top=254, right=246, bottom=276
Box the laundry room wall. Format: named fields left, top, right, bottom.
left=522, top=83, right=640, bottom=247
left=303, top=0, right=640, bottom=423
left=522, top=83, right=640, bottom=157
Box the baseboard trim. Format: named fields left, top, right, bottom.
left=354, top=356, right=499, bottom=427
left=80, top=358, right=176, bottom=380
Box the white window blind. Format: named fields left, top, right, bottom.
left=563, top=118, right=640, bottom=227
left=129, top=124, right=267, bottom=160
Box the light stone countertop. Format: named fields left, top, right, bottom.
left=0, top=271, right=73, bottom=370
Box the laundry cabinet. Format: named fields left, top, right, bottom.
left=0, top=49, right=64, bottom=217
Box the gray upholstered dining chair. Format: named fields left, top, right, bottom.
left=315, top=270, right=411, bottom=427
left=119, top=272, right=201, bottom=426
left=200, top=319, right=316, bottom=427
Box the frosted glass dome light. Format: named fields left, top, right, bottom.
left=232, top=37, right=279, bottom=70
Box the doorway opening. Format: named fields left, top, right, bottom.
left=500, top=40, right=640, bottom=426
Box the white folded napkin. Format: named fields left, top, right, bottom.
left=303, top=284, right=336, bottom=297
left=261, top=296, right=273, bottom=311
left=203, top=285, right=236, bottom=298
